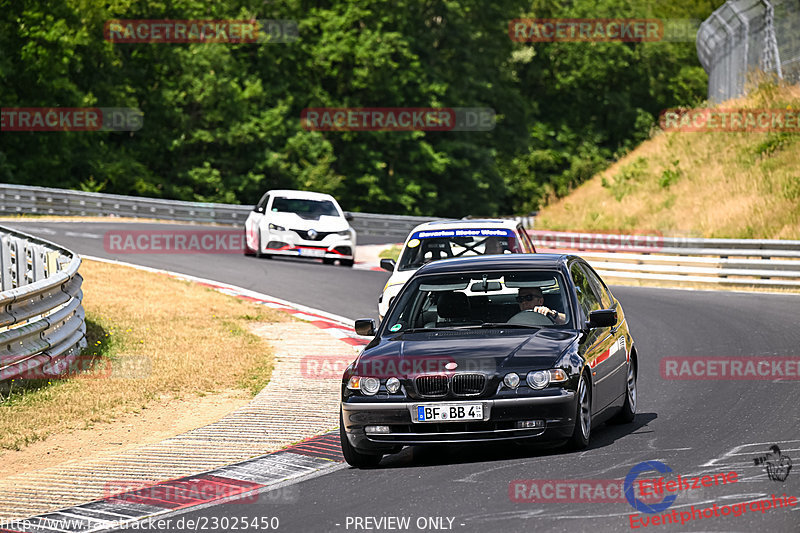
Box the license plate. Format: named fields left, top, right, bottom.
left=415, top=403, right=483, bottom=423
left=299, top=248, right=326, bottom=258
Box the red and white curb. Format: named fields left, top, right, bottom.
left=2, top=259, right=360, bottom=532
left=353, top=261, right=385, bottom=272
left=0, top=434, right=345, bottom=533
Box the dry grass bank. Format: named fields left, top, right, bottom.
left=0, top=259, right=288, bottom=451
left=536, top=83, right=800, bottom=239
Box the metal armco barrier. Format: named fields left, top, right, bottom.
left=0, top=184, right=544, bottom=236
left=2, top=184, right=798, bottom=289
left=0, top=225, right=86, bottom=382
left=0, top=183, right=442, bottom=238
left=530, top=230, right=800, bottom=289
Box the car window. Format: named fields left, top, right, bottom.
left=271, top=197, right=339, bottom=219
left=255, top=193, right=270, bottom=213
left=580, top=263, right=613, bottom=309
left=397, top=228, right=522, bottom=271
left=517, top=224, right=535, bottom=252
left=570, top=263, right=602, bottom=320
left=383, top=270, right=572, bottom=331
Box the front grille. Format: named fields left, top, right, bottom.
left=292, top=229, right=333, bottom=241
left=416, top=375, right=448, bottom=397
left=452, top=373, right=485, bottom=395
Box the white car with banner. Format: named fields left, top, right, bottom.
left=378, top=219, right=536, bottom=319
left=244, top=189, right=357, bottom=266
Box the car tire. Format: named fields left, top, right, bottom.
left=340, top=259, right=354, bottom=267
left=322, top=258, right=335, bottom=265
left=244, top=230, right=256, bottom=256
left=339, top=410, right=383, bottom=468
left=610, top=358, right=636, bottom=424
left=255, top=230, right=272, bottom=259
left=255, top=229, right=264, bottom=258
left=567, top=372, right=591, bottom=450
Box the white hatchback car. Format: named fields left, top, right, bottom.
left=244, top=190, right=357, bottom=266
left=378, top=219, right=536, bottom=319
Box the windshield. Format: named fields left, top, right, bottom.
left=397, top=228, right=522, bottom=271
left=383, top=269, right=572, bottom=333
left=271, top=197, right=340, bottom=219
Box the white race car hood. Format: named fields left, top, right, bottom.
left=386, top=269, right=415, bottom=290
left=266, top=212, right=349, bottom=232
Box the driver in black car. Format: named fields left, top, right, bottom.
left=510, top=286, right=567, bottom=325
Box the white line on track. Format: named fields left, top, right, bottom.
left=64, top=231, right=102, bottom=238
left=701, top=440, right=800, bottom=467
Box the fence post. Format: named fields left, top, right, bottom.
left=760, top=0, right=783, bottom=78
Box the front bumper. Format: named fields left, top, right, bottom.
left=262, top=230, right=355, bottom=259
left=341, top=391, right=576, bottom=451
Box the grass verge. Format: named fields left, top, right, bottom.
left=536, top=82, right=800, bottom=239
left=378, top=244, right=403, bottom=261
left=0, top=259, right=287, bottom=451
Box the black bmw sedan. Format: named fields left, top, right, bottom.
left=340, top=254, right=638, bottom=467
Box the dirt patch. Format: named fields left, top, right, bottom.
left=0, top=258, right=287, bottom=451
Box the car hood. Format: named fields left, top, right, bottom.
left=385, top=270, right=415, bottom=290
left=267, top=212, right=349, bottom=231
left=355, top=329, right=579, bottom=376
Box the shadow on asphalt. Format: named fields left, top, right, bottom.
left=374, top=412, right=657, bottom=469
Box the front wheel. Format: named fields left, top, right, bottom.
left=254, top=230, right=271, bottom=259
left=255, top=229, right=264, bottom=258
left=567, top=372, right=591, bottom=450
left=244, top=230, right=256, bottom=256
left=339, top=410, right=383, bottom=468
left=340, top=259, right=354, bottom=267
left=610, top=359, right=636, bottom=424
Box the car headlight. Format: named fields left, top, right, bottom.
left=526, top=371, right=549, bottom=389
left=347, top=376, right=380, bottom=395
left=526, top=369, right=568, bottom=389
left=361, top=377, right=380, bottom=395
left=503, top=372, right=520, bottom=389
left=336, top=229, right=351, bottom=236
left=386, top=377, right=401, bottom=393
left=269, top=223, right=286, bottom=231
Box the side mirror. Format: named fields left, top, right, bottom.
left=380, top=258, right=396, bottom=272
left=586, top=309, right=617, bottom=329
left=344, top=212, right=354, bottom=222
left=354, top=318, right=376, bottom=337
left=255, top=206, right=264, bottom=213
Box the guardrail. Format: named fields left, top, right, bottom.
left=2, top=184, right=799, bottom=289
left=0, top=225, right=86, bottom=382
left=0, top=183, right=445, bottom=238
left=530, top=230, right=800, bottom=289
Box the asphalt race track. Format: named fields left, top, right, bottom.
left=5, top=221, right=392, bottom=321
left=5, top=221, right=800, bottom=533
